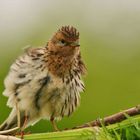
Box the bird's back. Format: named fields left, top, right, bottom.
left=3, top=47, right=48, bottom=110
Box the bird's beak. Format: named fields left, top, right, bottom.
left=75, top=44, right=80, bottom=47
left=71, top=41, right=80, bottom=47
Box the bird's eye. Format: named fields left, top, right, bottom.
left=57, top=39, right=67, bottom=46
left=61, top=39, right=65, bottom=44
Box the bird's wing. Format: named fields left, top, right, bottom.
left=3, top=46, right=48, bottom=108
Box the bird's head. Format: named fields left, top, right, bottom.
left=47, top=26, right=80, bottom=57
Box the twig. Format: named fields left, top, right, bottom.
left=24, top=127, right=97, bottom=140
left=0, top=135, right=21, bottom=140
left=16, top=114, right=140, bottom=140
left=74, top=104, right=140, bottom=129
left=0, top=127, right=19, bottom=135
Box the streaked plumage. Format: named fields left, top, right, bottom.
left=0, top=26, right=86, bottom=132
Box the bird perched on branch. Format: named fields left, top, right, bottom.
left=0, top=26, right=86, bottom=133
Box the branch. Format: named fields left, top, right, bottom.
left=20, top=114, right=140, bottom=140
left=19, top=105, right=140, bottom=140
left=0, top=135, right=20, bottom=140
left=23, top=127, right=99, bottom=140
left=74, top=104, right=140, bottom=129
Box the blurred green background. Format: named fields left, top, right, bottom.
left=0, top=0, right=140, bottom=133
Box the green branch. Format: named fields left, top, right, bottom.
left=1, top=104, right=140, bottom=140
left=23, top=128, right=97, bottom=140
left=18, top=114, right=140, bottom=140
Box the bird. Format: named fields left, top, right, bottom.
left=0, top=26, right=86, bottom=133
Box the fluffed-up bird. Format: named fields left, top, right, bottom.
left=0, top=26, right=86, bottom=133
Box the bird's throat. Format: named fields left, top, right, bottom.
left=46, top=52, right=75, bottom=77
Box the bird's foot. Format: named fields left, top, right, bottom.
left=50, top=118, right=60, bottom=132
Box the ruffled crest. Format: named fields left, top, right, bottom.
left=58, top=26, right=79, bottom=40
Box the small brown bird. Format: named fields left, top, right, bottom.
left=0, top=26, right=86, bottom=133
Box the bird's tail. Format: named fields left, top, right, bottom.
left=0, top=108, right=25, bottom=134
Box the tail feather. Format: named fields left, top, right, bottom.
left=0, top=108, right=25, bottom=132
left=0, top=117, right=17, bottom=131
left=0, top=120, right=8, bottom=131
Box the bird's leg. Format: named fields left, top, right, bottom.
left=22, top=111, right=28, bottom=130
left=50, top=117, right=59, bottom=131
left=15, top=99, right=21, bottom=128
left=20, top=111, right=28, bottom=139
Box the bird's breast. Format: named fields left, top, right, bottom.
left=38, top=72, right=84, bottom=120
